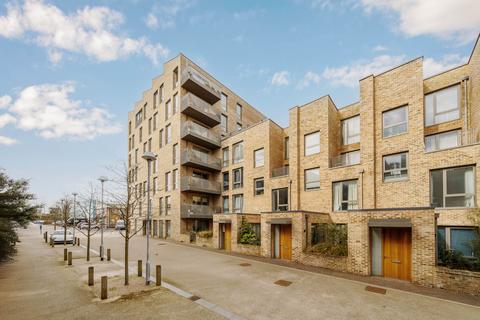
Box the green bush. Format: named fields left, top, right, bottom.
left=239, top=218, right=260, bottom=246
left=0, top=220, right=18, bottom=260
left=441, top=250, right=480, bottom=272
left=310, top=223, right=348, bottom=257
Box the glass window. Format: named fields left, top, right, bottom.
left=165, top=124, right=171, bottom=144
left=437, top=227, right=477, bottom=261
left=383, top=106, right=407, bottom=138
left=425, top=85, right=460, bottom=126
left=165, top=196, right=171, bottom=214
left=222, top=196, right=229, bottom=213
left=430, top=166, right=475, bottom=208
left=221, top=93, right=228, bottom=112
left=153, top=113, right=157, bottom=131
left=342, top=116, right=360, bottom=145
left=254, top=178, right=264, bottom=196
left=221, top=114, right=228, bottom=133
left=284, top=137, right=289, bottom=160
left=139, top=127, right=142, bottom=142
left=222, top=147, right=229, bottom=167
left=173, top=93, right=178, bottom=114
left=159, top=84, right=164, bottom=103
left=305, top=168, right=320, bottom=190
left=305, top=131, right=320, bottom=156
left=153, top=91, right=158, bottom=109
left=223, top=172, right=229, bottom=191
left=333, top=180, right=358, bottom=211
left=233, top=141, right=244, bottom=164
left=233, top=194, right=243, bottom=213
left=173, top=67, right=179, bottom=88
left=159, top=129, right=163, bottom=148
left=159, top=197, right=164, bottom=214
left=254, top=148, right=264, bottom=168
left=236, top=123, right=242, bottom=131
left=165, top=172, right=171, bottom=191
left=192, top=195, right=208, bottom=206
left=172, top=143, right=178, bottom=164
left=172, top=169, right=178, bottom=190
left=148, top=118, right=152, bottom=135
left=233, top=167, right=243, bottom=189
left=425, top=130, right=460, bottom=152
left=383, top=152, right=408, bottom=181
left=236, top=103, right=242, bottom=119
left=135, top=110, right=142, bottom=127
left=272, top=188, right=288, bottom=212
left=165, top=99, right=172, bottom=120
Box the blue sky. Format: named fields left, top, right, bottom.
left=0, top=0, right=478, bottom=207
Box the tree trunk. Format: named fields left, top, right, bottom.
left=124, top=236, right=129, bottom=285
left=87, top=228, right=91, bottom=261
left=63, top=217, right=67, bottom=246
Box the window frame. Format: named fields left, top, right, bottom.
left=221, top=114, right=228, bottom=133
left=233, top=194, right=243, bottom=213
left=382, top=105, right=408, bottom=138
left=382, top=152, right=408, bottom=182
left=425, top=84, right=461, bottom=126
left=222, top=196, right=229, bottom=213
left=222, top=172, right=229, bottom=191
left=254, top=148, right=265, bottom=168
left=341, top=115, right=360, bottom=145
left=425, top=129, right=461, bottom=152
left=430, top=166, right=476, bottom=208
left=165, top=124, right=172, bottom=145
left=304, top=131, right=320, bottom=156
left=284, top=137, right=289, bottom=160
left=221, top=93, right=228, bottom=112
left=254, top=177, right=264, bottom=196
left=222, top=147, right=229, bottom=167
left=232, top=141, right=244, bottom=164
left=437, top=226, right=477, bottom=260
left=272, top=188, right=289, bottom=212
left=236, top=103, right=242, bottom=120
left=332, top=179, right=359, bottom=211
left=304, top=167, right=320, bottom=190
left=233, top=167, right=243, bottom=189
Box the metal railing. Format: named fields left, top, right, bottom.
left=271, top=166, right=289, bottom=178
left=181, top=176, right=221, bottom=193
left=181, top=67, right=221, bottom=97
left=181, top=93, right=220, bottom=121
left=181, top=149, right=221, bottom=170
left=181, top=121, right=221, bottom=145
left=181, top=204, right=220, bottom=218
left=330, top=152, right=361, bottom=168
left=425, top=128, right=480, bottom=152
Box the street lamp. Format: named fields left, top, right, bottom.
left=72, top=192, right=77, bottom=246
left=99, top=176, right=108, bottom=261
left=142, top=151, right=157, bottom=285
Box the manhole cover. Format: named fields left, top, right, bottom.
left=365, top=286, right=386, bottom=294
left=274, top=280, right=292, bottom=287
left=189, top=295, right=201, bottom=301
left=239, top=263, right=251, bottom=267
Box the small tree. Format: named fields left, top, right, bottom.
left=48, top=207, right=62, bottom=230
left=75, top=187, right=100, bottom=261
left=52, top=196, right=73, bottom=246
left=239, top=217, right=259, bottom=245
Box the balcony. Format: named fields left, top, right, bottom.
left=181, top=93, right=220, bottom=127
left=425, top=128, right=480, bottom=152
left=271, top=166, right=289, bottom=178
left=181, top=67, right=221, bottom=105
left=181, top=204, right=219, bottom=219
left=181, top=176, right=222, bottom=195
left=181, top=121, right=221, bottom=149
left=330, top=151, right=361, bottom=168
left=181, top=149, right=221, bottom=172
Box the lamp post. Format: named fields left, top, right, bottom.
left=142, top=151, right=157, bottom=285
left=72, top=192, right=77, bottom=246
left=99, top=176, right=108, bottom=261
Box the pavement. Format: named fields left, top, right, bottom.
left=80, top=227, right=480, bottom=320
left=0, top=225, right=223, bottom=320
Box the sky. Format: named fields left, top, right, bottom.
left=0, top=0, right=479, bottom=207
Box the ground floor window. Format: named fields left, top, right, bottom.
left=332, top=180, right=358, bottom=211
left=431, top=166, right=475, bottom=208
left=272, top=188, right=288, bottom=211
left=310, top=223, right=347, bottom=256
left=437, top=226, right=479, bottom=271
left=238, top=219, right=261, bottom=246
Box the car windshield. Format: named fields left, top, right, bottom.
left=53, top=231, right=64, bottom=235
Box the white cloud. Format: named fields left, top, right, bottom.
left=0, top=135, right=18, bottom=146
left=0, top=113, right=16, bottom=128
left=0, top=95, right=12, bottom=109
left=148, top=0, right=196, bottom=30
left=372, top=45, right=388, bottom=52
left=233, top=9, right=264, bottom=20
left=361, top=0, right=480, bottom=44
left=322, top=54, right=406, bottom=87
left=297, top=71, right=321, bottom=89
left=145, top=13, right=158, bottom=29
left=47, top=49, right=62, bottom=64
left=423, top=54, right=467, bottom=78
left=0, top=0, right=169, bottom=64
left=271, top=71, right=291, bottom=86
left=4, top=82, right=121, bottom=140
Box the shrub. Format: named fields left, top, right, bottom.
left=197, top=230, right=213, bottom=238
left=310, top=223, right=347, bottom=257
left=239, top=218, right=260, bottom=246
left=441, top=250, right=480, bottom=272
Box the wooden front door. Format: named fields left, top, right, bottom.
left=280, top=224, right=292, bottom=260
left=382, top=228, right=411, bottom=281
left=224, top=224, right=231, bottom=251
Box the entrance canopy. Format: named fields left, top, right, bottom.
left=368, top=218, right=412, bottom=228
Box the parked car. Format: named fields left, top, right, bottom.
left=115, top=220, right=126, bottom=230
left=78, top=222, right=99, bottom=230
left=50, top=230, right=74, bottom=244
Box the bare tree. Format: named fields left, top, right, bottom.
left=53, top=196, right=73, bottom=246
left=75, top=186, right=101, bottom=261
left=106, top=163, right=144, bottom=285
left=48, top=206, right=62, bottom=230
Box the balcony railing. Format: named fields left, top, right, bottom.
left=181, top=176, right=222, bottom=195
left=181, top=93, right=220, bottom=127
left=181, top=149, right=221, bottom=172
left=330, top=151, right=361, bottom=168
left=271, top=166, right=289, bottom=178
left=181, top=204, right=220, bottom=219
left=425, top=128, right=480, bottom=152
left=181, top=120, right=221, bottom=149
left=181, top=67, right=221, bottom=104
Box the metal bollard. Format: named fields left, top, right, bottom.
left=88, top=266, right=94, bottom=286
left=77, top=238, right=80, bottom=246
left=64, top=248, right=68, bottom=261
left=44, top=232, right=48, bottom=243
left=107, top=249, right=111, bottom=261
left=68, top=252, right=72, bottom=266
left=156, top=265, right=161, bottom=286
left=101, top=276, right=107, bottom=300
left=137, top=260, right=142, bottom=277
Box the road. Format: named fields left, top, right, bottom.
left=80, top=227, right=480, bottom=320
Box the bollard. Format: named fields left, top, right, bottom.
left=44, top=232, right=48, bottom=243
left=156, top=265, right=161, bottom=286
left=107, top=249, right=111, bottom=261
left=137, top=260, right=142, bottom=277
left=68, top=252, right=72, bottom=266
left=101, top=276, right=107, bottom=300
left=64, top=248, right=68, bottom=261
left=88, top=266, right=94, bottom=286
left=77, top=238, right=80, bottom=246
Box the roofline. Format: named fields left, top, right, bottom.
left=220, top=118, right=285, bottom=141
left=467, top=33, right=480, bottom=64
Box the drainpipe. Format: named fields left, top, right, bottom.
left=462, top=76, right=469, bottom=144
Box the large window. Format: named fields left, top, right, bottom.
left=222, top=147, right=229, bottom=167
left=425, top=85, right=460, bottom=126
left=221, top=93, right=228, bottom=112
left=165, top=172, right=171, bottom=191
left=221, top=114, right=228, bottom=133
left=425, top=130, right=460, bottom=152
left=431, top=166, right=475, bottom=208
left=383, top=106, right=408, bottom=138
left=284, top=137, right=289, bottom=160
left=305, top=131, right=320, bottom=156
left=165, top=124, right=172, bottom=144
left=135, top=110, right=143, bottom=127
left=172, top=169, right=178, bottom=190
left=165, top=99, right=172, bottom=120
left=438, top=227, right=477, bottom=261
left=233, top=167, right=243, bottom=189
left=236, top=103, right=242, bottom=120
left=233, top=194, right=243, bottom=213
left=272, top=188, right=288, bottom=212
left=305, top=168, right=320, bottom=190
left=333, top=180, right=358, bottom=211
left=223, top=172, right=229, bottom=191
left=254, top=148, right=264, bottom=168
left=233, top=141, right=244, bottom=164
left=383, top=152, right=408, bottom=181
left=254, top=177, right=264, bottom=196
left=222, top=196, right=229, bottom=213
left=342, top=116, right=360, bottom=145
left=172, top=143, right=178, bottom=164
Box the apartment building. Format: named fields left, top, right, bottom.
left=129, top=37, right=480, bottom=294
